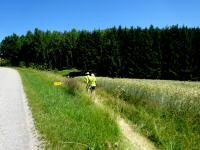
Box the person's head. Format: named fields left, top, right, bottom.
left=91, top=73, right=95, bottom=77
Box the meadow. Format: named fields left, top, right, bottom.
left=18, top=67, right=200, bottom=149
left=97, top=77, right=200, bottom=150
left=18, top=68, right=130, bottom=150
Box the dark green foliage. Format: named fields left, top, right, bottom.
left=1, top=25, right=200, bottom=80
left=0, top=58, right=11, bottom=66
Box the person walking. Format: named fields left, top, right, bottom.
left=89, top=73, right=96, bottom=94
left=84, top=72, right=90, bottom=92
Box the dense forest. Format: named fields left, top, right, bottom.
left=0, top=25, right=200, bottom=80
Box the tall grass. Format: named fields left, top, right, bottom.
left=18, top=68, right=123, bottom=149
left=97, top=77, right=200, bottom=150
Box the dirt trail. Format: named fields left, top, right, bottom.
left=0, top=67, right=40, bottom=150
left=118, top=118, right=156, bottom=150
left=93, top=95, right=157, bottom=150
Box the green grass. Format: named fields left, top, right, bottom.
left=19, top=68, right=199, bottom=149
left=97, top=77, right=200, bottom=150
left=18, top=68, right=123, bottom=149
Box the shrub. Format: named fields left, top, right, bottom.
left=29, top=63, right=48, bottom=70
left=19, top=61, right=26, bottom=67
left=0, top=58, right=11, bottom=66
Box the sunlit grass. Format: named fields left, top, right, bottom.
left=97, top=77, right=200, bottom=150
left=18, top=68, right=122, bottom=149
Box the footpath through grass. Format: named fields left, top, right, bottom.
left=97, top=77, right=200, bottom=150
left=18, top=68, right=123, bottom=149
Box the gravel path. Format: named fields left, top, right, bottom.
left=0, top=67, right=39, bottom=150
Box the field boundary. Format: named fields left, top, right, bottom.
left=93, top=95, right=157, bottom=150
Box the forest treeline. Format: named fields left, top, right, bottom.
left=0, top=25, right=200, bottom=80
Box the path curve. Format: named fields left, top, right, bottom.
left=0, top=67, right=40, bottom=150
left=93, top=95, right=157, bottom=150
left=118, top=118, right=156, bottom=150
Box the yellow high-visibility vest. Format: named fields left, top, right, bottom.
left=84, top=75, right=90, bottom=84
left=89, top=76, right=96, bottom=86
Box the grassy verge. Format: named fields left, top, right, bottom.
left=97, top=77, right=200, bottom=150
left=18, top=68, right=123, bottom=149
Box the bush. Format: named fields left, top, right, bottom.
left=29, top=63, right=48, bottom=70
left=19, top=61, right=26, bottom=67
left=0, top=58, right=11, bottom=66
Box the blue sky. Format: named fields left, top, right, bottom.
left=0, top=0, right=200, bottom=41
